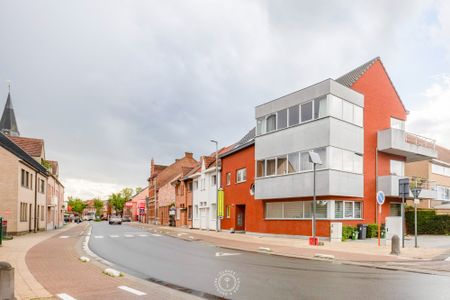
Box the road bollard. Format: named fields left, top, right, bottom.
left=391, top=235, right=400, bottom=255
left=0, top=261, right=14, bottom=300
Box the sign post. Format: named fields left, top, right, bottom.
left=411, top=188, right=422, bottom=248
left=399, top=178, right=410, bottom=248
left=376, top=191, right=385, bottom=246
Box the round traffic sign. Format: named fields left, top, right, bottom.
left=376, top=191, right=385, bottom=205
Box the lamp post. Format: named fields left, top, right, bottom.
left=411, top=187, right=422, bottom=248
left=145, top=196, right=149, bottom=224
left=210, top=139, right=220, bottom=232
left=308, top=150, right=322, bottom=245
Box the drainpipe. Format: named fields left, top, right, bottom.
left=375, top=148, right=379, bottom=224
left=34, top=171, right=38, bottom=233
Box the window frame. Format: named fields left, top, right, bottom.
left=236, top=168, right=247, bottom=183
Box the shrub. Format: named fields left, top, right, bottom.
left=405, top=209, right=450, bottom=235
left=342, top=225, right=356, bottom=241
left=367, top=224, right=378, bottom=238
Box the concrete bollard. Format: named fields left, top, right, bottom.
left=0, top=261, right=14, bottom=300
left=391, top=235, right=400, bottom=255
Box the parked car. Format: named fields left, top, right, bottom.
left=109, top=215, right=122, bottom=225
left=122, top=216, right=131, bottom=222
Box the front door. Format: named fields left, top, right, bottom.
left=235, top=205, right=246, bottom=231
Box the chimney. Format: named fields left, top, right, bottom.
left=185, top=152, right=193, bottom=159
left=150, top=158, right=155, bottom=175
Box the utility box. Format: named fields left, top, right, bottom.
left=385, top=216, right=402, bottom=246
left=330, top=222, right=342, bottom=242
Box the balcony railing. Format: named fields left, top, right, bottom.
left=408, top=176, right=437, bottom=191
left=405, top=131, right=436, bottom=151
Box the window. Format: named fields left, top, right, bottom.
left=211, top=204, right=216, bottom=219
left=283, top=201, right=303, bottom=218
left=39, top=179, right=45, bottom=193
left=354, top=105, right=363, bottom=126
left=390, top=117, right=405, bottom=130
left=315, top=148, right=327, bottom=169
left=316, top=201, right=328, bottom=218
left=432, top=163, right=450, bottom=177
left=276, top=156, right=287, bottom=175
left=328, top=94, right=343, bottom=119
left=256, top=117, right=265, bottom=135
left=301, top=101, right=313, bottom=122
left=257, top=160, right=265, bottom=178
left=41, top=205, right=45, bottom=221
left=266, top=159, right=276, bottom=176
left=314, top=96, right=327, bottom=119
left=277, top=109, right=287, bottom=130
left=344, top=202, right=353, bottom=218
left=304, top=201, right=312, bottom=218
left=21, top=169, right=32, bottom=189
left=354, top=153, right=363, bottom=174
left=288, top=153, right=299, bottom=173
left=201, top=178, right=206, bottom=190
left=188, top=181, right=193, bottom=192
left=335, top=201, right=343, bottom=218
left=226, top=173, right=231, bottom=185
left=335, top=201, right=362, bottom=219
left=20, top=202, right=27, bottom=222
left=288, top=105, right=299, bottom=126
left=354, top=202, right=362, bottom=219
left=265, top=202, right=283, bottom=219
left=226, top=205, right=231, bottom=218
left=21, top=169, right=26, bottom=187
left=30, top=174, right=33, bottom=190
left=266, top=114, right=276, bottom=133
left=300, top=152, right=312, bottom=171
left=211, top=175, right=217, bottom=187
left=390, top=203, right=401, bottom=216
left=188, top=205, right=192, bottom=219
left=194, top=205, right=199, bottom=218
left=236, top=168, right=247, bottom=183
left=193, top=180, right=198, bottom=190
left=342, top=100, right=353, bottom=123
left=390, top=160, right=404, bottom=176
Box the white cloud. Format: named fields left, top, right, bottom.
left=407, top=74, right=450, bottom=148
left=62, top=178, right=125, bottom=201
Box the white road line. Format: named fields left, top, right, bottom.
left=94, top=235, right=104, bottom=239
left=138, top=234, right=149, bottom=237
left=124, top=234, right=134, bottom=238
left=57, top=293, right=77, bottom=300
left=215, top=252, right=241, bottom=257
left=59, top=236, right=70, bottom=239
left=118, top=285, right=147, bottom=296
left=110, top=235, right=120, bottom=238
left=445, top=256, right=450, bottom=262
left=152, top=233, right=161, bottom=237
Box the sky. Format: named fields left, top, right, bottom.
left=1, top=0, right=450, bottom=200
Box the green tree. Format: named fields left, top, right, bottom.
left=121, top=187, right=134, bottom=200
left=68, top=198, right=87, bottom=215
left=109, top=193, right=126, bottom=217
left=93, top=198, right=104, bottom=217
left=135, top=187, right=143, bottom=194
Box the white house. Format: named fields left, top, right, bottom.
left=191, top=156, right=220, bottom=230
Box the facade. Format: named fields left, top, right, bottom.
left=172, top=166, right=195, bottom=228
left=405, top=145, right=450, bottom=209
left=148, top=152, right=197, bottom=225
left=46, top=161, right=64, bottom=229
left=129, top=187, right=149, bottom=222
left=222, top=57, right=436, bottom=237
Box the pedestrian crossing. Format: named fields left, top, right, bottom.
left=91, top=233, right=157, bottom=239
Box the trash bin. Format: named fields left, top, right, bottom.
left=357, top=224, right=368, bottom=240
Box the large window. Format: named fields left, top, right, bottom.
left=226, top=173, right=231, bottom=186
left=329, top=95, right=343, bottom=119
left=21, top=169, right=32, bottom=189
left=277, top=109, right=287, bottom=130
left=390, top=160, right=404, bottom=176
left=277, top=156, right=287, bottom=175
left=288, top=153, right=299, bottom=173
left=300, top=152, right=312, bottom=171
left=236, top=168, right=247, bottom=183
left=335, top=201, right=362, bottom=219
left=265, top=201, right=330, bottom=219
left=390, top=117, right=405, bottom=130
left=301, top=101, right=313, bottom=122
left=314, top=96, right=327, bottom=119
left=266, top=159, right=276, bottom=176
left=256, top=117, right=265, bottom=135
left=266, top=202, right=283, bottom=219
left=432, top=163, right=450, bottom=177
left=257, top=160, right=265, bottom=178
left=329, top=147, right=363, bottom=174
left=266, top=114, right=276, bottom=133
left=288, top=105, right=299, bottom=126
left=20, top=202, right=28, bottom=222
left=390, top=203, right=401, bottom=216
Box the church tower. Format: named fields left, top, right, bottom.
left=0, top=82, right=20, bottom=136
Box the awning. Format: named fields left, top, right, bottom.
left=138, top=202, right=146, bottom=209
left=125, top=202, right=133, bottom=208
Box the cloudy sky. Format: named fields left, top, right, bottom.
left=1, top=0, right=450, bottom=200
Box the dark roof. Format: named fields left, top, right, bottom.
left=220, top=128, right=255, bottom=158
left=335, top=57, right=379, bottom=87
left=0, top=131, right=47, bottom=175
left=0, top=92, right=20, bottom=136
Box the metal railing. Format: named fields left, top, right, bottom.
left=404, top=131, right=436, bottom=150
left=408, top=176, right=437, bottom=191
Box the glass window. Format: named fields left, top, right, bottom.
left=329, top=147, right=343, bottom=170
left=354, top=202, right=362, bottom=218
left=288, top=105, right=299, bottom=126
left=211, top=175, right=216, bottom=187
left=390, top=160, right=404, bottom=176
left=390, top=203, right=401, bottom=216
left=301, top=101, right=313, bottom=122
left=314, top=96, right=327, bottom=119
left=256, top=117, right=264, bottom=135
left=284, top=201, right=303, bottom=218
left=335, top=201, right=343, bottom=218
left=288, top=153, right=299, bottom=173
left=315, top=147, right=327, bottom=169
left=300, top=152, right=313, bottom=171
left=257, top=160, right=265, bottom=178
left=342, top=100, right=353, bottom=123
left=316, top=201, right=328, bottom=218
left=193, top=180, right=198, bottom=190
left=276, top=156, right=287, bottom=175
left=304, top=201, right=312, bottom=218
left=354, top=105, right=363, bottom=126
left=344, top=202, right=353, bottom=218
left=328, top=95, right=342, bottom=119
left=390, top=117, right=405, bottom=130
left=236, top=168, right=247, bottom=183
left=342, top=151, right=354, bottom=172
left=226, top=173, right=231, bottom=185
left=266, top=202, right=283, bottom=219
left=266, top=159, right=276, bottom=176
left=354, top=153, right=363, bottom=174
left=266, top=114, right=276, bottom=132
left=277, top=109, right=288, bottom=130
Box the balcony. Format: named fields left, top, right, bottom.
left=377, top=128, right=437, bottom=162
left=378, top=175, right=437, bottom=199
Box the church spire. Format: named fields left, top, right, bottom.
left=0, top=81, right=20, bottom=136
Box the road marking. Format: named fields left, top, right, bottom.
left=110, top=235, right=120, bottom=238
left=118, top=285, right=147, bottom=296
left=94, top=235, right=104, bottom=239
left=445, top=256, right=450, bottom=262
left=152, top=233, right=161, bottom=237
left=59, top=236, right=70, bottom=239
left=138, top=234, right=149, bottom=237
left=57, top=293, right=77, bottom=300
left=124, top=234, right=134, bottom=238
left=215, top=252, right=241, bottom=257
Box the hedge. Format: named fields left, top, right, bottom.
left=367, top=224, right=378, bottom=238
left=405, top=209, right=450, bottom=235
left=342, top=225, right=356, bottom=241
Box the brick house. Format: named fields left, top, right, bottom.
left=171, top=166, right=196, bottom=228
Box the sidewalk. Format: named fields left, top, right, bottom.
left=129, top=223, right=450, bottom=274
left=0, top=223, right=76, bottom=299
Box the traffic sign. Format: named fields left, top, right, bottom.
left=376, top=191, right=385, bottom=205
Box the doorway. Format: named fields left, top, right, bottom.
left=235, top=205, right=246, bottom=231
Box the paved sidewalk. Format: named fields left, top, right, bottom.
left=0, top=223, right=76, bottom=300
left=129, top=223, right=450, bottom=273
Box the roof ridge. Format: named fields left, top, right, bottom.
left=335, top=57, right=379, bottom=87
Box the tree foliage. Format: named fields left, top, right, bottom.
left=109, top=193, right=126, bottom=217
left=121, top=187, right=133, bottom=200
left=93, top=198, right=104, bottom=216
left=68, top=198, right=87, bottom=215
left=135, top=186, right=143, bottom=194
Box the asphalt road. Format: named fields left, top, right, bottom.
left=89, top=222, right=450, bottom=300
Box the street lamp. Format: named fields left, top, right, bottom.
left=308, top=150, right=322, bottom=245
left=411, top=187, right=422, bottom=248
left=211, top=139, right=220, bottom=232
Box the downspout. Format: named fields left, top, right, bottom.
left=375, top=148, right=378, bottom=224
left=34, top=171, right=38, bottom=233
